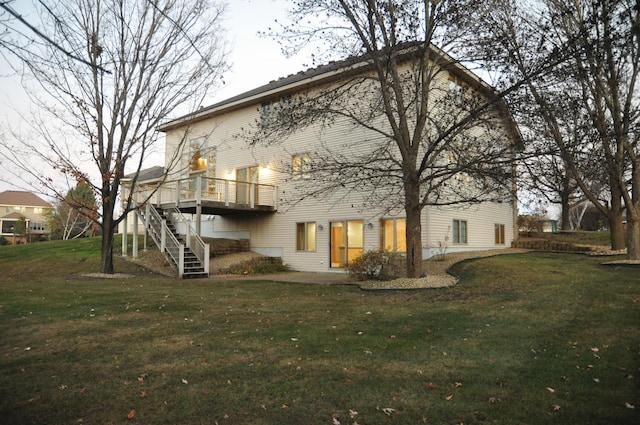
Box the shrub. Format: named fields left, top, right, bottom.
left=227, top=257, right=290, bottom=275
left=0, top=236, right=9, bottom=246
left=346, top=250, right=396, bottom=281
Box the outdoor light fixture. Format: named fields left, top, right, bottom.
left=317, top=224, right=324, bottom=231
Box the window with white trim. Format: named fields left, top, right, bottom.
left=452, top=219, right=467, bottom=244
left=296, top=222, right=316, bottom=251
left=292, top=153, right=311, bottom=180
left=495, top=223, right=505, bottom=245
left=380, top=218, right=406, bottom=252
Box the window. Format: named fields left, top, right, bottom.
left=296, top=222, right=316, bottom=251
left=380, top=218, right=406, bottom=252
left=1, top=220, right=16, bottom=234
left=452, top=219, right=467, bottom=244
left=260, top=96, right=291, bottom=128
left=34, top=207, right=43, bottom=214
left=495, top=223, right=505, bottom=245
left=292, top=154, right=311, bottom=179
left=448, top=78, right=464, bottom=105
left=189, top=137, right=208, bottom=172
left=30, top=222, right=44, bottom=232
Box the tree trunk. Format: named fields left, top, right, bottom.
left=627, top=216, right=640, bottom=260
left=404, top=177, right=423, bottom=278
left=628, top=165, right=640, bottom=260
left=100, top=201, right=115, bottom=274
left=560, top=188, right=571, bottom=230
left=608, top=189, right=625, bottom=251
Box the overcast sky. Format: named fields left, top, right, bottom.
left=0, top=0, right=311, bottom=193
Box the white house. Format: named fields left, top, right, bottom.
left=124, top=44, right=521, bottom=276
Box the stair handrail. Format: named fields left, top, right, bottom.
left=168, top=207, right=210, bottom=275
left=143, top=205, right=185, bottom=277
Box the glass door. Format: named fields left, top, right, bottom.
left=236, top=166, right=258, bottom=205
left=330, top=220, right=363, bottom=268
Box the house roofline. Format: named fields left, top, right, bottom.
left=157, top=42, right=522, bottom=148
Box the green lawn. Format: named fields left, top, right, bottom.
left=0, top=238, right=639, bottom=424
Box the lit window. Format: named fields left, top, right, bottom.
left=292, top=154, right=311, bottom=179
left=190, top=137, right=207, bottom=172
left=380, top=218, right=406, bottom=252
left=296, top=222, right=316, bottom=251
left=495, top=223, right=505, bottom=245
left=452, top=219, right=467, bottom=244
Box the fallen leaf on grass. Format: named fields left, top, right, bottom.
left=127, top=410, right=135, bottom=419
left=427, top=382, right=436, bottom=389
left=332, top=413, right=341, bottom=425
left=140, top=390, right=147, bottom=397
left=349, top=409, right=358, bottom=418
left=382, top=407, right=396, bottom=416
left=552, top=404, right=561, bottom=411
left=545, top=387, right=555, bottom=393
left=625, top=402, right=635, bottom=409
left=488, top=397, right=501, bottom=404
left=445, top=395, right=453, bottom=401
left=181, top=378, right=188, bottom=384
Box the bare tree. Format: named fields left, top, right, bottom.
left=475, top=0, right=639, bottom=256
left=47, top=181, right=99, bottom=240
left=251, top=1, right=525, bottom=278
left=1, top=0, right=229, bottom=273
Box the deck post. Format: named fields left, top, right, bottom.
left=185, top=219, right=191, bottom=249
left=273, top=186, right=278, bottom=210
left=196, top=175, right=202, bottom=236
left=224, top=181, right=230, bottom=206
left=121, top=214, right=128, bottom=257
left=250, top=183, right=255, bottom=208
left=178, top=244, right=184, bottom=278
left=132, top=212, right=138, bottom=258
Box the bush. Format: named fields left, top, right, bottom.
left=346, top=250, right=396, bottom=281
left=0, top=236, right=9, bottom=246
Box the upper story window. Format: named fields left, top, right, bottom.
left=448, top=77, right=464, bottom=105
left=189, top=137, right=208, bottom=172
left=260, top=96, right=291, bottom=129
left=292, top=153, right=311, bottom=180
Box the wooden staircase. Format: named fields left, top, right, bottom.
left=156, top=209, right=209, bottom=279
left=140, top=205, right=209, bottom=279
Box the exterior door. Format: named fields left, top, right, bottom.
left=236, top=166, right=258, bottom=205
left=330, top=220, right=363, bottom=268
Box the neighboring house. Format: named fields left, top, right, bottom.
left=123, top=45, right=521, bottom=275
left=0, top=190, right=52, bottom=243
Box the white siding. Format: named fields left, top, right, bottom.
left=160, top=60, right=518, bottom=273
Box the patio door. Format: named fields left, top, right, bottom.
left=236, top=166, right=258, bottom=205
left=330, top=220, right=363, bottom=268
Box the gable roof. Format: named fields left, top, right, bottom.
left=158, top=42, right=522, bottom=148
left=158, top=43, right=490, bottom=131
left=0, top=191, right=51, bottom=208
left=122, top=166, right=166, bottom=182
left=1, top=211, right=27, bottom=220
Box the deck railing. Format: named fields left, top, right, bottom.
left=132, top=176, right=278, bottom=210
